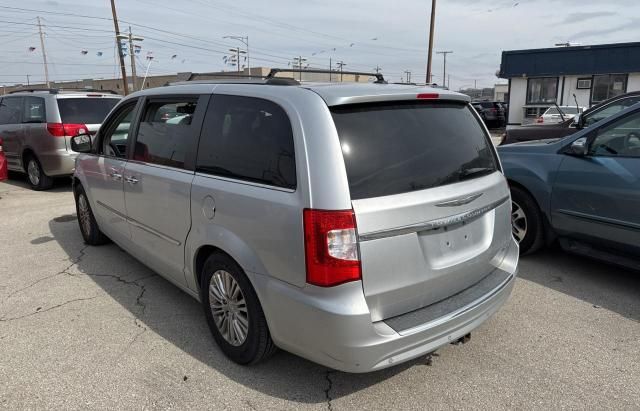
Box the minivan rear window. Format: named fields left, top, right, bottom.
left=58, top=98, right=119, bottom=124
left=331, top=101, right=498, bottom=200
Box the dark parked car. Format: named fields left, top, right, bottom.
left=472, top=101, right=505, bottom=128
left=502, top=91, right=640, bottom=145
left=498, top=102, right=640, bottom=269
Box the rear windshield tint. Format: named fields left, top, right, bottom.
left=331, top=101, right=499, bottom=200
left=57, top=98, right=119, bottom=124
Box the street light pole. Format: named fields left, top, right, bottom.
left=426, top=0, right=437, bottom=84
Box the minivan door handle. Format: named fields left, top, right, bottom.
left=109, top=171, right=123, bottom=181
left=125, top=175, right=138, bottom=184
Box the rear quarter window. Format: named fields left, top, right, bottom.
left=57, top=98, right=120, bottom=124
left=196, top=95, right=296, bottom=190
left=331, top=101, right=499, bottom=200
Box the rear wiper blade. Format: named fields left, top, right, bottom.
left=458, top=167, right=495, bottom=180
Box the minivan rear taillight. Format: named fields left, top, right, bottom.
left=47, top=123, right=89, bottom=137
left=303, top=209, right=361, bottom=287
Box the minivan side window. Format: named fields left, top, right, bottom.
left=196, top=95, right=296, bottom=190
left=134, top=99, right=198, bottom=169
left=100, top=102, right=137, bottom=158
left=23, top=97, right=46, bottom=123
left=0, top=97, right=23, bottom=125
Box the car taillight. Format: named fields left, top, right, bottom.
left=47, top=123, right=89, bottom=137
left=303, top=209, right=361, bottom=287
left=0, top=137, right=3, bottom=152
left=536, top=117, right=544, bottom=123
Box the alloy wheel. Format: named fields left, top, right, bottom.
left=27, top=159, right=40, bottom=186
left=511, top=200, right=528, bottom=243
left=77, top=194, right=92, bottom=237
left=209, top=269, right=249, bottom=346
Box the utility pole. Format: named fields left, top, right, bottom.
left=426, top=0, right=436, bottom=84
left=26, top=74, right=30, bottom=86
left=36, top=17, right=49, bottom=87
left=336, top=61, right=346, bottom=82
left=292, top=56, right=307, bottom=81
left=329, top=58, right=332, bottom=81
left=223, top=36, right=249, bottom=73
left=117, top=27, right=143, bottom=91
left=404, top=70, right=412, bottom=84
left=229, top=47, right=246, bottom=72
left=110, top=0, right=129, bottom=95
left=436, top=51, right=453, bottom=87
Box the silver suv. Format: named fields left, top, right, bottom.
left=0, top=89, right=121, bottom=190
left=70, top=78, right=519, bottom=372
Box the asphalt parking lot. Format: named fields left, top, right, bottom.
left=1, top=177, right=639, bottom=410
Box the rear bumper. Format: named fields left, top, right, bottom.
left=250, top=237, right=519, bottom=373
left=39, top=149, right=77, bottom=176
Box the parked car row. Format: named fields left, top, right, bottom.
left=502, top=91, right=640, bottom=145
left=2, top=79, right=637, bottom=374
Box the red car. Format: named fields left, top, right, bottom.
left=0, top=137, right=7, bottom=181
left=0, top=138, right=8, bottom=181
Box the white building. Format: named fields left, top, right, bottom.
left=499, top=42, right=640, bottom=125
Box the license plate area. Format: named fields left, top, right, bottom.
left=418, top=212, right=494, bottom=269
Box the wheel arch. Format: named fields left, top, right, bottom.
left=507, top=178, right=557, bottom=245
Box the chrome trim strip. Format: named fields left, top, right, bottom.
left=128, top=218, right=182, bottom=246
left=96, top=201, right=182, bottom=246
left=358, top=196, right=510, bottom=242
left=435, top=192, right=483, bottom=207
left=97, top=200, right=127, bottom=219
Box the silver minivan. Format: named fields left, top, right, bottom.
left=0, top=89, right=121, bottom=190
left=70, top=78, right=519, bottom=372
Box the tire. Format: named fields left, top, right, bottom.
left=25, top=155, right=53, bottom=191
left=510, top=185, right=544, bottom=255
left=74, top=185, right=109, bottom=245
left=201, top=252, right=277, bottom=365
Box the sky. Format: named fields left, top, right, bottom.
left=1, top=0, right=639, bottom=90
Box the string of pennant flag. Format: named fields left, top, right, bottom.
left=26, top=44, right=182, bottom=62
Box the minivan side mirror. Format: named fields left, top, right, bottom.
left=568, top=137, right=588, bottom=156
left=70, top=133, right=92, bottom=153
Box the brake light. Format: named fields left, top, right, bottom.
left=303, top=209, right=361, bottom=287
left=47, top=123, right=89, bottom=137
left=536, top=117, right=544, bottom=123
left=0, top=137, right=3, bottom=152
left=417, top=93, right=439, bottom=99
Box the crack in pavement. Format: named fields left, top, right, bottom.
left=324, top=370, right=335, bottom=411
left=0, top=295, right=100, bottom=322
left=2, top=245, right=90, bottom=303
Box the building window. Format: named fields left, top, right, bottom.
left=592, top=74, right=627, bottom=104
left=526, top=77, right=558, bottom=104
left=577, top=78, right=591, bottom=89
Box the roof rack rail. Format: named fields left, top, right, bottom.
left=266, top=68, right=387, bottom=84
left=8, top=87, right=119, bottom=95
left=166, top=71, right=300, bottom=86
